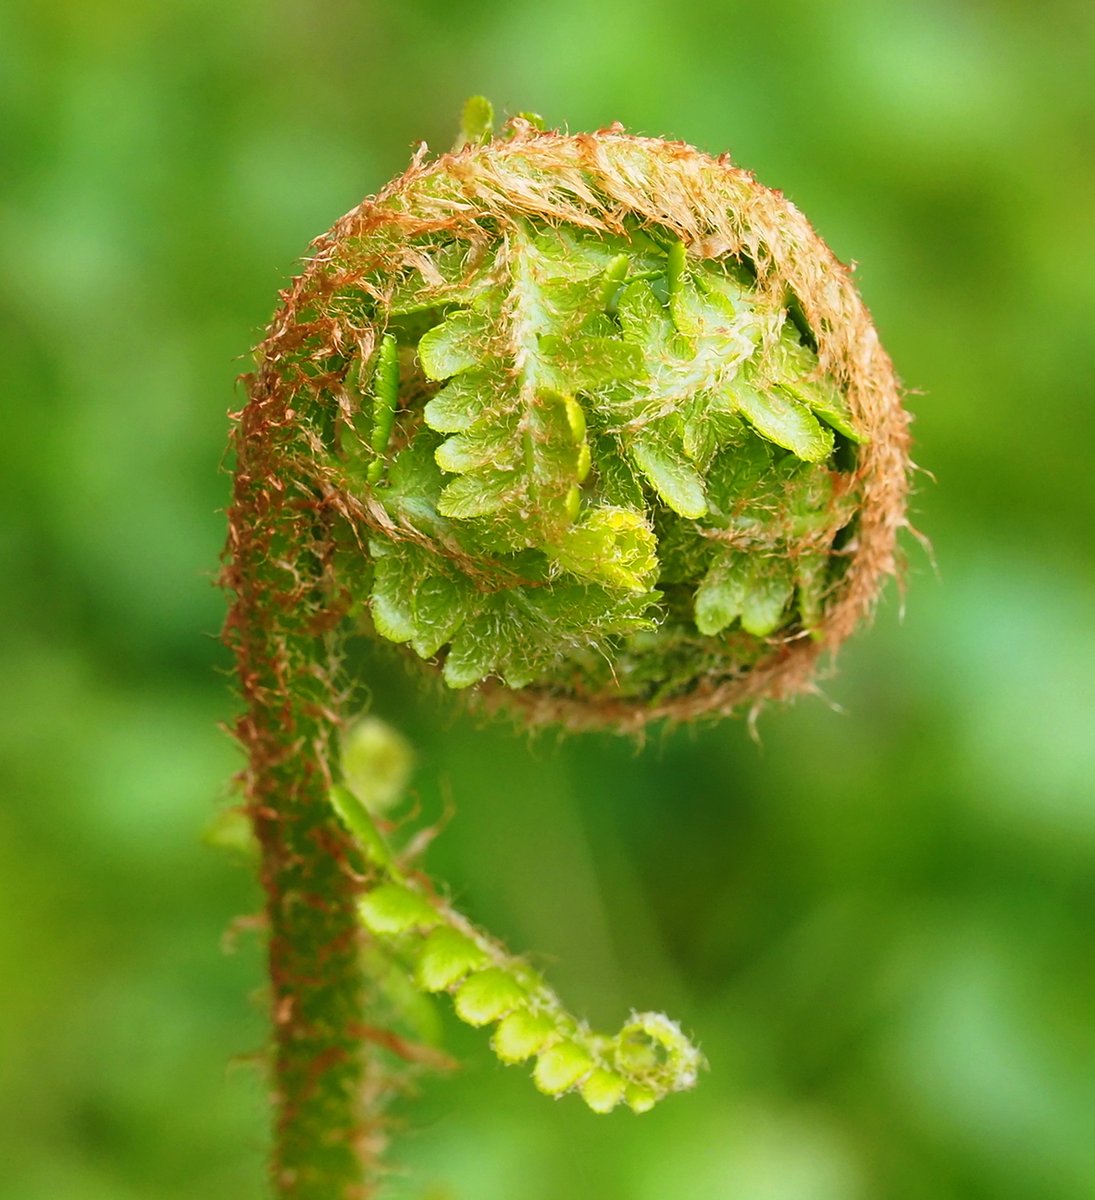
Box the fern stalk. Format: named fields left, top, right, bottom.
left=224, top=373, right=384, bottom=1195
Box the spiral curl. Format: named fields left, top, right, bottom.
left=247, top=116, right=909, bottom=732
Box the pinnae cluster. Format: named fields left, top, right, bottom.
left=255, top=118, right=910, bottom=730
left=330, top=771, right=703, bottom=1115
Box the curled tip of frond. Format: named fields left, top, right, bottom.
left=237, top=118, right=911, bottom=732
left=356, top=872, right=703, bottom=1114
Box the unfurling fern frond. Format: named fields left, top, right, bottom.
left=330, top=777, right=703, bottom=1115
left=222, top=97, right=911, bottom=1196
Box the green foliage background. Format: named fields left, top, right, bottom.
left=2, top=3, right=1093, bottom=1197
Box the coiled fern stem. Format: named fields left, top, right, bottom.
left=221, top=98, right=910, bottom=1198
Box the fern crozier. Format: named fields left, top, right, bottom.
left=222, top=100, right=912, bottom=1197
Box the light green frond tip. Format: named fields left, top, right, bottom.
left=329, top=778, right=704, bottom=1115
left=455, top=95, right=494, bottom=150
left=615, top=1012, right=703, bottom=1093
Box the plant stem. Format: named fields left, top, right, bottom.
left=224, top=369, right=382, bottom=1198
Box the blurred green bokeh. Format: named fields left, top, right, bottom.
left=3, top=3, right=1093, bottom=1197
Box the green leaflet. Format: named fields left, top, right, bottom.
left=732, top=379, right=835, bottom=462
left=423, top=370, right=496, bottom=433
left=701, top=433, right=847, bottom=542
left=580, top=1068, right=628, bottom=1114
left=418, top=223, right=612, bottom=545
left=585, top=434, right=647, bottom=510
left=613, top=277, right=753, bottom=512
left=768, top=324, right=865, bottom=443
left=416, top=927, right=490, bottom=992
left=779, top=377, right=861, bottom=443
left=538, top=333, right=643, bottom=391
left=434, top=387, right=586, bottom=528
left=418, top=308, right=490, bottom=379
left=369, top=540, right=476, bottom=660
left=533, top=1041, right=594, bottom=1094
left=740, top=566, right=795, bottom=637
left=347, top=217, right=866, bottom=701
left=433, top=470, right=521, bottom=521
left=694, top=556, right=750, bottom=637
left=434, top=412, right=520, bottom=474
left=492, top=1009, right=558, bottom=1063
left=359, top=883, right=442, bottom=935
left=369, top=533, right=656, bottom=689
left=694, top=551, right=795, bottom=637
left=441, top=577, right=655, bottom=690
left=328, top=781, right=704, bottom=1114
left=454, top=969, right=528, bottom=1026
left=631, top=438, right=708, bottom=519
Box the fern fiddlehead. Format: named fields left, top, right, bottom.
left=222, top=98, right=910, bottom=1197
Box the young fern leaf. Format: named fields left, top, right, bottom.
left=223, top=101, right=911, bottom=1197
left=329, top=780, right=704, bottom=1115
